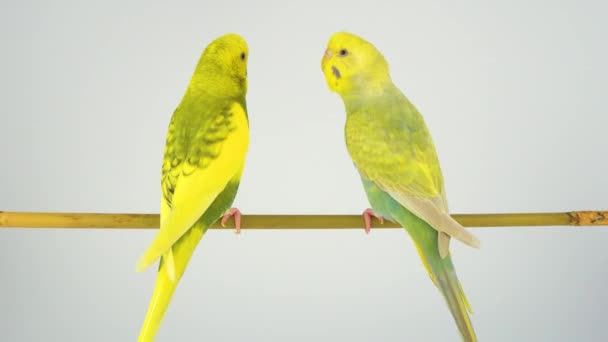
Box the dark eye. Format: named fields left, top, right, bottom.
left=240, top=52, right=246, bottom=60
left=339, top=49, right=348, bottom=57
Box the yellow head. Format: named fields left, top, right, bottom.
left=321, top=32, right=391, bottom=96
left=190, top=33, right=249, bottom=98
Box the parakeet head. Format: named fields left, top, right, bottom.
left=191, top=33, right=249, bottom=98
left=321, top=32, right=391, bottom=96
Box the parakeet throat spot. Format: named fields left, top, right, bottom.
left=332, top=66, right=341, bottom=79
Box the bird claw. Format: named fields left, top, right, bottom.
left=362, top=208, right=384, bottom=234
left=221, top=208, right=242, bottom=234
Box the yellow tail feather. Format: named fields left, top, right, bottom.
left=137, top=226, right=205, bottom=342
left=415, top=243, right=476, bottom=342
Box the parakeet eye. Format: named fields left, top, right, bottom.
left=339, top=49, right=349, bottom=57
left=240, top=52, right=246, bottom=61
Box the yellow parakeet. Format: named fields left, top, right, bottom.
left=321, top=31, right=480, bottom=341
left=135, top=33, right=250, bottom=341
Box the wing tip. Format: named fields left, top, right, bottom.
left=470, top=235, right=481, bottom=249
left=136, top=256, right=152, bottom=273
left=461, top=226, right=480, bottom=249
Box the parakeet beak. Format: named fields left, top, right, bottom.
left=321, top=49, right=332, bottom=69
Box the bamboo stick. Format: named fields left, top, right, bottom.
left=0, top=211, right=606, bottom=230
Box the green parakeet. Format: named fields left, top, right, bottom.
left=321, top=31, right=480, bottom=341
left=135, top=33, right=250, bottom=341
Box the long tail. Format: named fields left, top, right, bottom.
left=398, top=212, right=477, bottom=341
left=137, top=225, right=206, bottom=342
left=423, top=247, right=476, bottom=342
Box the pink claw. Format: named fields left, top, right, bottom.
left=221, top=208, right=242, bottom=234
left=362, top=208, right=384, bottom=234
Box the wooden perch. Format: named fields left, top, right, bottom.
left=0, top=211, right=606, bottom=230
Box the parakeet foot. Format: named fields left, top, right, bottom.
left=362, top=208, right=384, bottom=234
left=221, top=208, right=242, bottom=234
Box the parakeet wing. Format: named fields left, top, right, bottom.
left=137, top=101, right=249, bottom=271
left=347, top=108, right=479, bottom=249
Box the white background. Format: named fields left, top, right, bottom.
left=1, top=0, right=607, bottom=341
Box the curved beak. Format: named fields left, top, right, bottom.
left=321, top=48, right=332, bottom=69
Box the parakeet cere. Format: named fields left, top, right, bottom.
left=321, top=31, right=480, bottom=341
left=135, top=33, right=251, bottom=342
